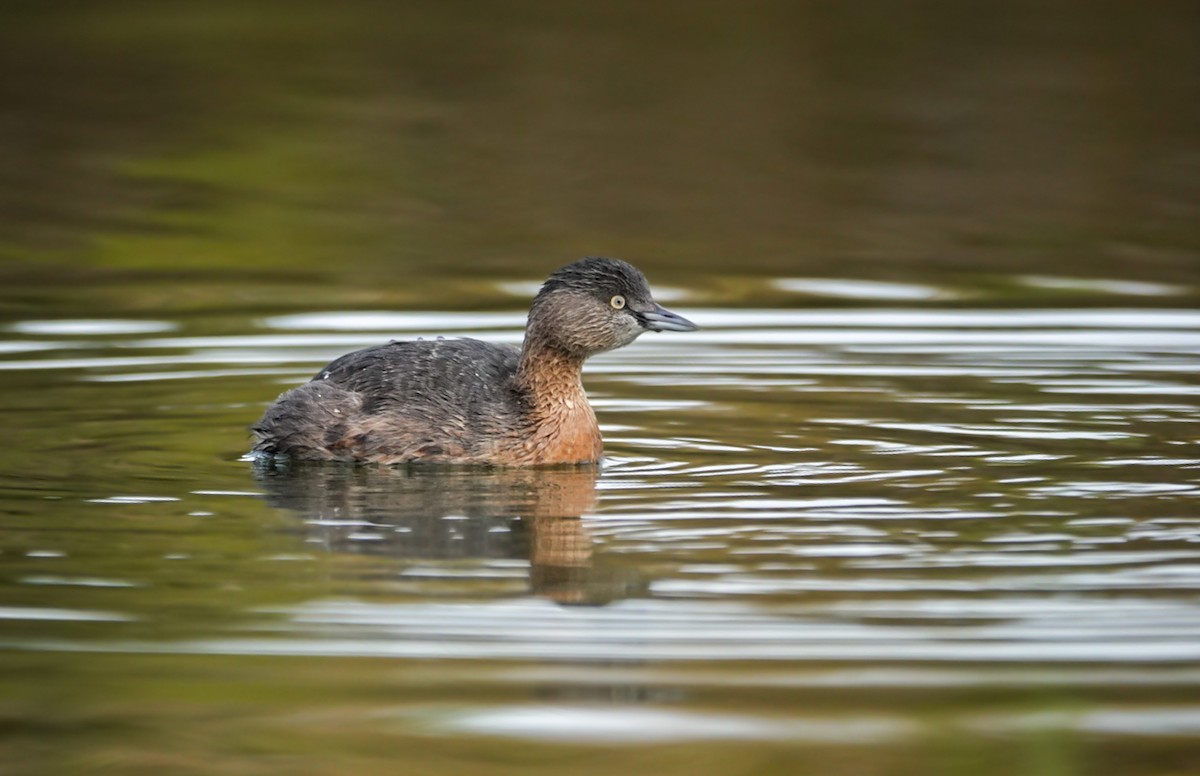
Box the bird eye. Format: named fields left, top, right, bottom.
left=610, top=295, right=626, bottom=310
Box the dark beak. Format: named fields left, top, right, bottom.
left=637, top=303, right=699, bottom=332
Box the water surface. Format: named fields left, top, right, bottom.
left=2, top=2, right=1199, bottom=775
left=3, top=295, right=1200, bottom=774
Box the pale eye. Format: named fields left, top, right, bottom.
left=610, top=294, right=626, bottom=310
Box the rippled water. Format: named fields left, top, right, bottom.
left=3, top=1, right=1200, bottom=772
left=2, top=282, right=1199, bottom=773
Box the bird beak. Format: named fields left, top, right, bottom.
left=637, top=303, right=699, bottom=332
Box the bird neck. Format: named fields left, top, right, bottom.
left=517, top=334, right=587, bottom=405
left=514, top=333, right=601, bottom=464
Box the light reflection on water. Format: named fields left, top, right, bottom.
left=1, top=294, right=1199, bottom=764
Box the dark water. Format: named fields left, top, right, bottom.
left=2, top=3, right=1199, bottom=775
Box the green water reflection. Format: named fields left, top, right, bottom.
left=3, top=0, right=1199, bottom=304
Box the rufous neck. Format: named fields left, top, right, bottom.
left=517, top=335, right=586, bottom=400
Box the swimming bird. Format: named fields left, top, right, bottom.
left=251, top=257, right=698, bottom=465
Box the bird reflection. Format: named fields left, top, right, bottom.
left=253, top=461, right=637, bottom=604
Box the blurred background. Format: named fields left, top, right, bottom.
left=3, top=0, right=1198, bottom=306
left=1, top=2, right=1199, bottom=775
